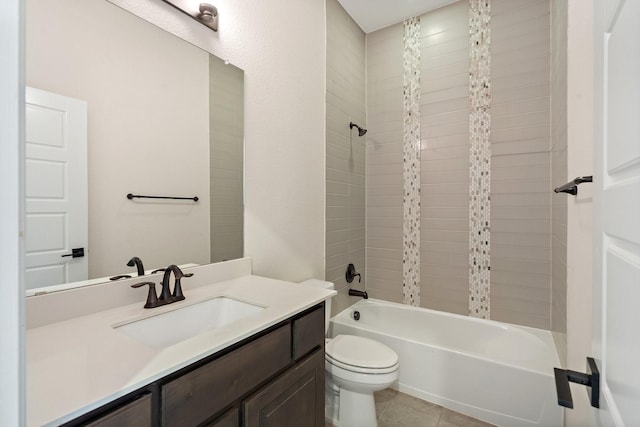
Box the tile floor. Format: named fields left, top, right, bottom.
left=327, top=388, right=496, bottom=427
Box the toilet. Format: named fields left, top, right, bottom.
left=300, top=279, right=399, bottom=427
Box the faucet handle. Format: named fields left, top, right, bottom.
left=346, top=263, right=362, bottom=283
left=131, top=281, right=159, bottom=308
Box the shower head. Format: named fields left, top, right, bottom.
left=349, top=122, right=367, bottom=137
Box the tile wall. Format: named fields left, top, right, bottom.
left=489, top=0, right=551, bottom=329
left=468, top=0, right=492, bottom=319
left=550, top=0, right=568, bottom=363
left=325, top=0, right=367, bottom=310
left=365, top=23, right=405, bottom=302
left=402, top=16, right=423, bottom=306
left=365, top=0, right=554, bottom=329
left=419, top=1, right=471, bottom=315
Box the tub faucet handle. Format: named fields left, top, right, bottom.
left=346, top=263, right=361, bottom=283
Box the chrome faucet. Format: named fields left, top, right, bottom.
left=131, top=264, right=193, bottom=309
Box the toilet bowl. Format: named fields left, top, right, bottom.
left=299, top=280, right=399, bottom=427
left=325, top=334, right=399, bottom=426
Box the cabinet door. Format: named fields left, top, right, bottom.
left=243, top=350, right=324, bottom=427
left=206, top=408, right=239, bottom=427
left=84, top=394, right=151, bottom=427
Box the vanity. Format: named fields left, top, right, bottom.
left=26, top=259, right=335, bottom=426
left=23, top=2, right=332, bottom=425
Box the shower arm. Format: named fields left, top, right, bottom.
left=349, top=122, right=367, bottom=137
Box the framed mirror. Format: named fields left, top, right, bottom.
left=25, top=0, right=244, bottom=294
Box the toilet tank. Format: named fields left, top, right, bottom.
left=299, top=279, right=334, bottom=334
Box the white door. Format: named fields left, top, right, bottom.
left=592, top=0, right=640, bottom=425
left=25, top=87, right=88, bottom=290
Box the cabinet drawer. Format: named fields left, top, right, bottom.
left=85, top=394, right=151, bottom=427
left=292, top=305, right=324, bottom=360
left=162, top=324, right=291, bottom=427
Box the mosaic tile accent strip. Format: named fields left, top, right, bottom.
left=402, top=16, right=421, bottom=307
left=468, top=0, right=491, bottom=319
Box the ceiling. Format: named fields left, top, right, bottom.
left=337, top=0, right=459, bottom=33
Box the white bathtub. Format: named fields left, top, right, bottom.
left=329, top=299, right=563, bottom=427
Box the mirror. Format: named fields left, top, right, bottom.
left=24, top=0, right=243, bottom=293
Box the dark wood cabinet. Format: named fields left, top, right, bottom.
left=66, top=303, right=325, bottom=427
left=292, top=306, right=325, bottom=360
left=84, top=394, right=152, bottom=427
left=162, top=324, right=291, bottom=427
left=244, top=350, right=324, bottom=427
left=206, top=408, right=240, bottom=427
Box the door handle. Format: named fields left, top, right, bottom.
left=61, top=247, right=85, bottom=258
left=554, top=357, right=600, bottom=409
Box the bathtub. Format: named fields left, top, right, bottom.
left=329, top=299, right=563, bottom=427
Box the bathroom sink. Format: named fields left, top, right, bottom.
left=114, top=297, right=265, bottom=348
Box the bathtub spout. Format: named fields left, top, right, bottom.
left=348, top=289, right=368, bottom=299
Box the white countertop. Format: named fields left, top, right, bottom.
left=26, top=274, right=335, bottom=427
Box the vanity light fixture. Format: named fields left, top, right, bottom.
left=162, top=1, right=219, bottom=32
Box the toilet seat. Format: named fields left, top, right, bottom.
left=326, top=335, right=399, bottom=374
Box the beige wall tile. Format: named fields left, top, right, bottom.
left=550, top=0, right=568, bottom=362
left=326, top=0, right=365, bottom=293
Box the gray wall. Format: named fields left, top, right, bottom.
left=365, top=23, right=405, bottom=302
left=420, top=1, right=471, bottom=315
left=551, top=0, right=568, bottom=364
left=325, top=0, right=367, bottom=314
left=209, top=56, right=244, bottom=263
left=490, top=0, right=552, bottom=329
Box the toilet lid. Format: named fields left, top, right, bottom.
left=326, top=335, right=398, bottom=370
